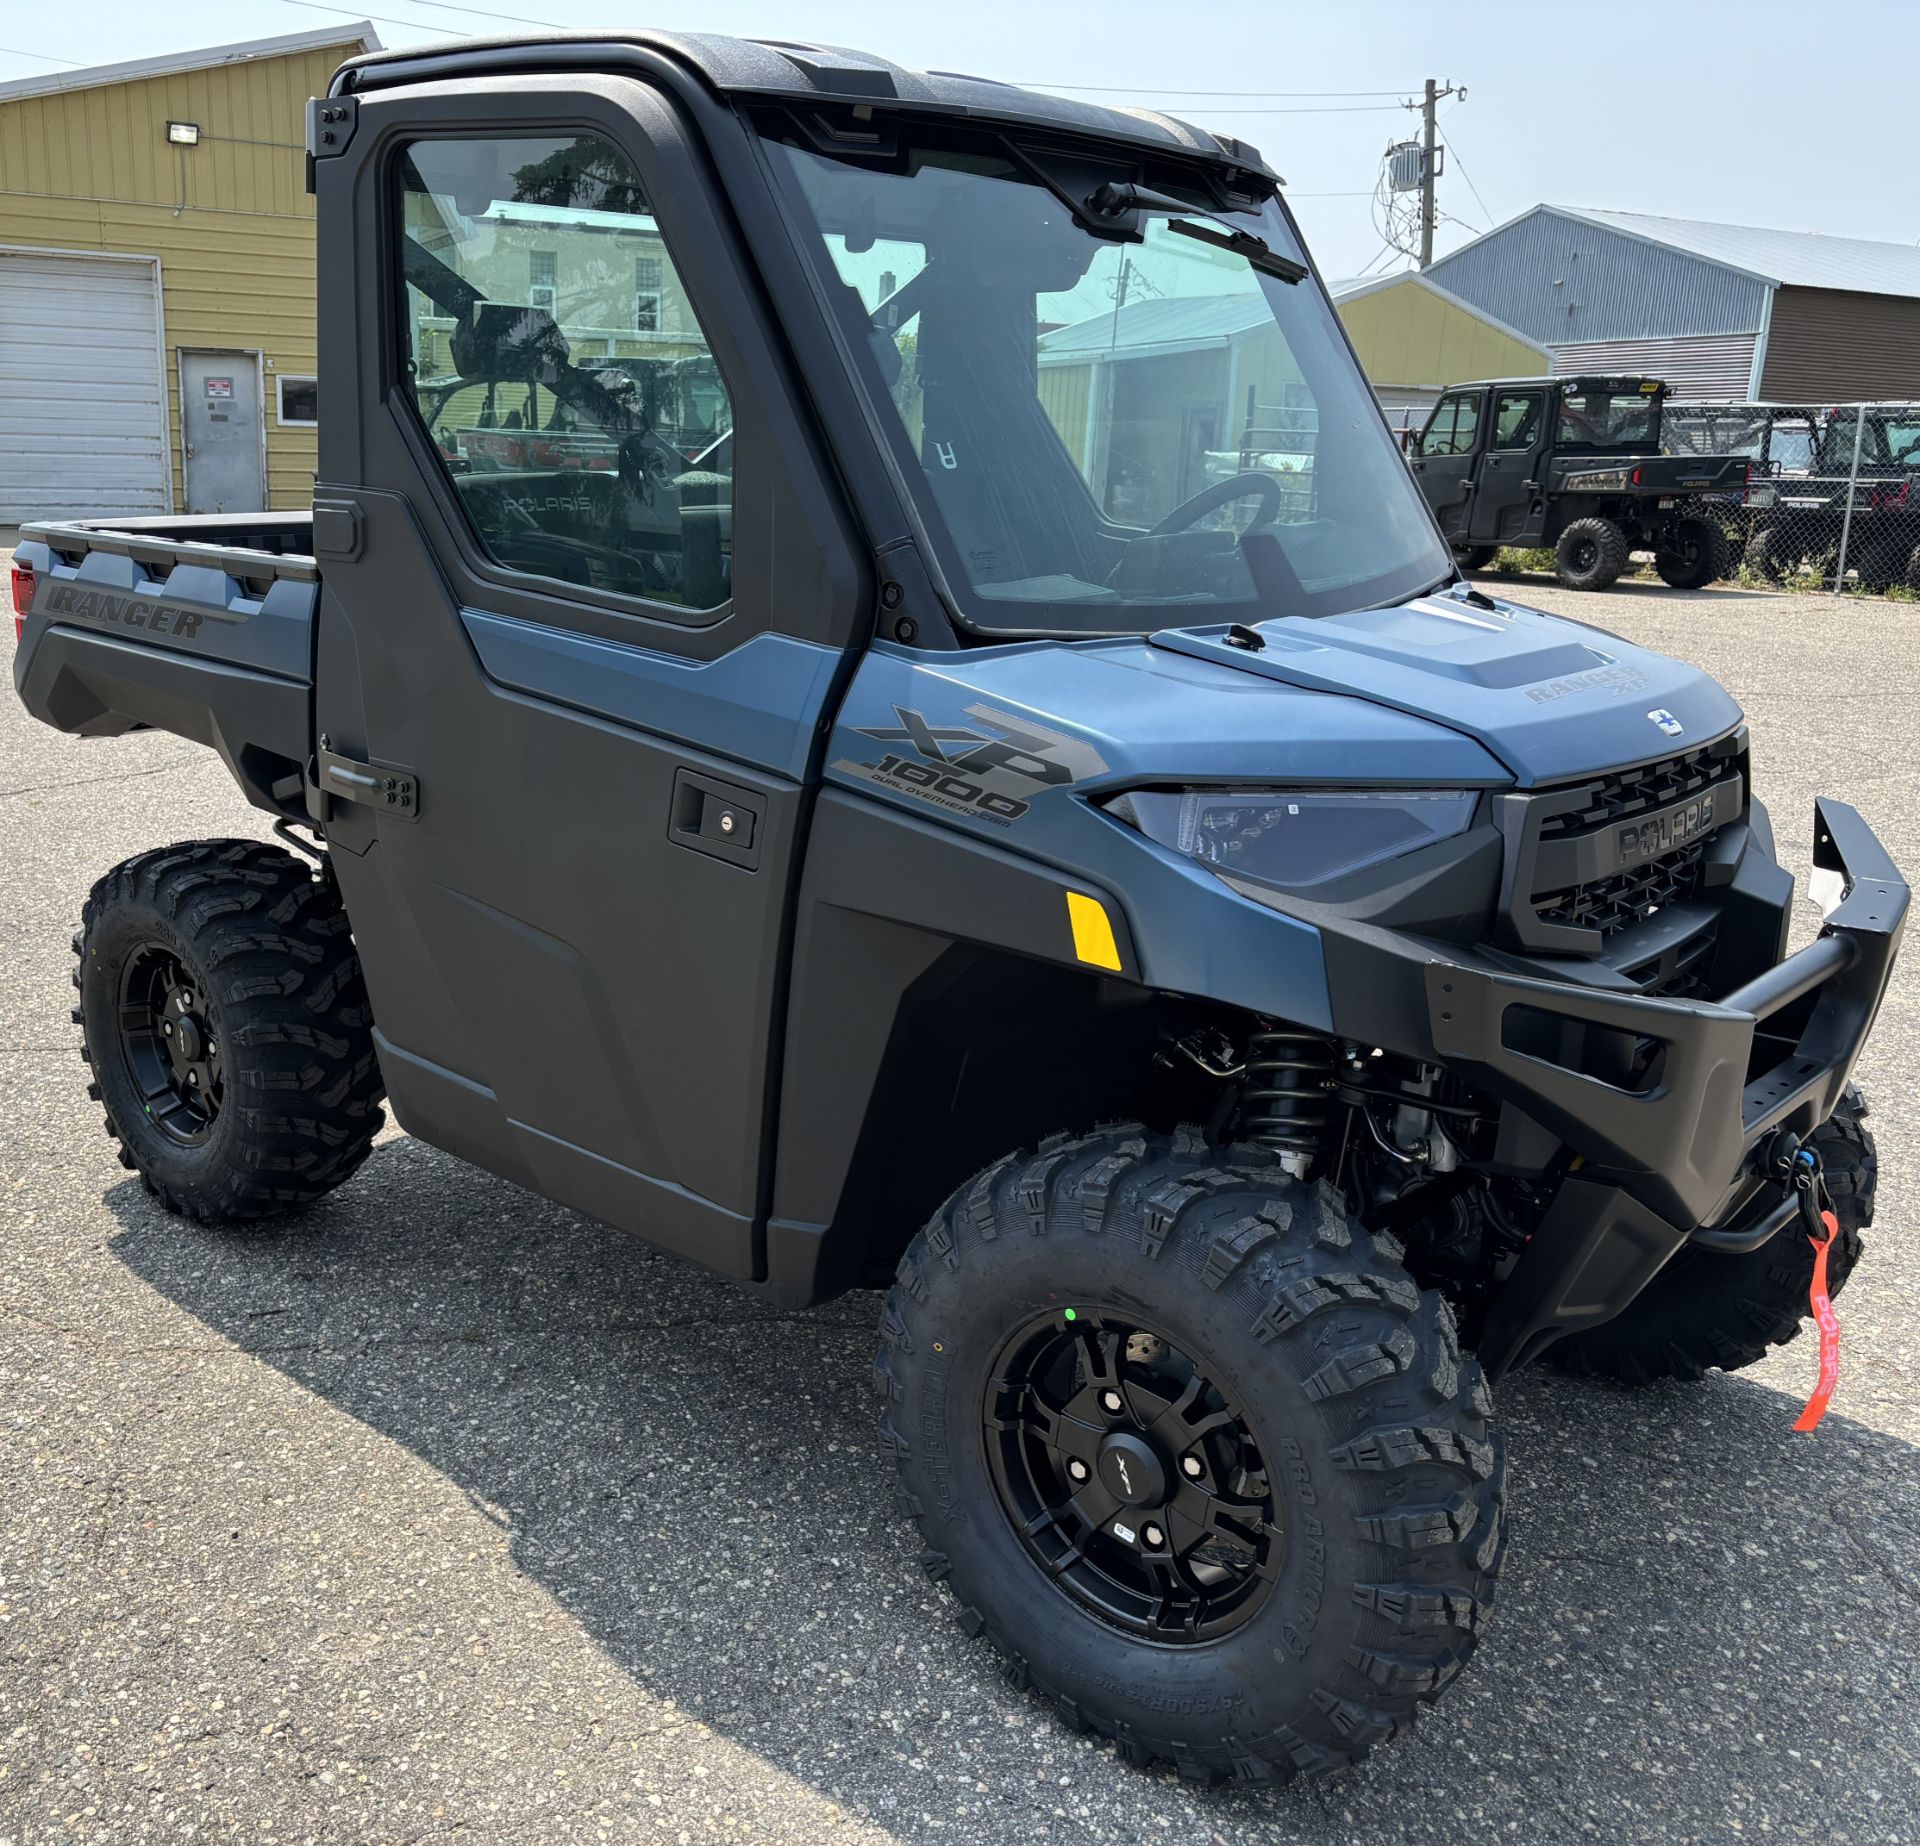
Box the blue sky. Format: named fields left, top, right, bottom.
left=5, top=0, right=1916, bottom=280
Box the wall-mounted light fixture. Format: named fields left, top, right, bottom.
left=166, top=121, right=201, bottom=147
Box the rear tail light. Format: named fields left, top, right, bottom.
left=9, top=561, right=34, bottom=644
left=1630, top=465, right=1643, bottom=486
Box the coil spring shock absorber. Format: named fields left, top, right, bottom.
left=1241, top=1026, right=1335, bottom=1174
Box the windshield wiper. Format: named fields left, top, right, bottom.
left=1084, top=181, right=1308, bottom=283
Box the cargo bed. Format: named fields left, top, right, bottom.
left=11, top=511, right=320, bottom=818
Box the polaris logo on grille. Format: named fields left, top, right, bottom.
left=1616, top=791, right=1716, bottom=866
left=1647, top=708, right=1685, bottom=737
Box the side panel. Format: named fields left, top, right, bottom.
left=12, top=533, right=315, bottom=815
left=314, top=492, right=817, bottom=1277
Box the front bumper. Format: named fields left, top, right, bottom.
left=1427, top=799, right=1905, bottom=1374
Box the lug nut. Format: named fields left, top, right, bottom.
left=186, top=1071, right=198, bottom=1086
left=1181, top=1455, right=1204, bottom=1479
left=1066, top=1458, right=1089, bottom=1484
left=1100, top=1389, right=1124, bottom=1414
left=1142, top=1523, right=1165, bottom=1549
left=162, top=1021, right=174, bottom=1037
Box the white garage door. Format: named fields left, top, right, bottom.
left=0, top=249, right=170, bottom=522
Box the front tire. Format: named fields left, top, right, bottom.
left=1654, top=514, right=1729, bottom=588
left=1553, top=517, right=1628, bottom=591
left=76, top=839, right=386, bottom=1222
left=1549, top=1088, right=1875, bottom=1384
left=876, top=1125, right=1505, bottom=1784
left=1452, top=544, right=1498, bottom=571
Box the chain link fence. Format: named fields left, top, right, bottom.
left=1664, top=401, right=1920, bottom=596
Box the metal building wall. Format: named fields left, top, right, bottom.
left=1334, top=276, right=1547, bottom=391
left=1760, top=288, right=1920, bottom=401
left=1424, top=208, right=1771, bottom=347
left=1548, top=333, right=1761, bottom=402
left=0, top=41, right=361, bottom=511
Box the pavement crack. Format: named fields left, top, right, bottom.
left=0, top=752, right=204, bottom=800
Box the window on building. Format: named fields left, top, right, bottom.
left=634, top=255, right=663, bottom=332
left=395, top=133, right=735, bottom=613
left=528, top=249, right=557, bottom=314
left=276, top=375, right=318, bottom=426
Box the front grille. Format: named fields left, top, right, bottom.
left=1535, top=745, right=1723, bottom=840
left=1535, top=838, right=1707, bottom=937
left=1514, top=739, right=1743, bottom=948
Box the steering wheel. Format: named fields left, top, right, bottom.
left=1147, top=471, right=1283, bottom=537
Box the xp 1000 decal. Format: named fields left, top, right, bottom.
left=834, top=702, right=1108, bottom=826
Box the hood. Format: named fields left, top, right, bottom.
left=1148, top=591, right=1743, bottom=785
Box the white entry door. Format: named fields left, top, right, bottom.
left=180, top=350, right=265, bottom=513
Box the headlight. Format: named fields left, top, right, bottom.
left=1113, top=788, right=1479, bottom=891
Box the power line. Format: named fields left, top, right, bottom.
left=1023, top=83, right=1417, bottom=98
left=280, top=0, right=480, bottom=34
left=1159, top=104, right=1407, bottom=116
left=0, top=43, right=82, bottom=64
left=1436, top=125, right=1495, bottom=233
left=339, top=0, right=572, bottom=26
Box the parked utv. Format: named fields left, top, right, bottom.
left=11, top=31, right=1905, bottom=1787
left=1410, top=374, right=1749, bottom=590
left=1744, top=405, right=1920, bottom=590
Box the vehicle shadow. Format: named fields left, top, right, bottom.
left=106, top=1135, right=1920, bottom=1837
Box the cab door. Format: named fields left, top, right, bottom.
left=307, top=76, right=864, bottom=1278
left=1409, top=387, right=1486, bottom=541
left=1472, top=387, right=1546, bottom=544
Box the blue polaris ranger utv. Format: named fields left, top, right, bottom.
left=11, top=32, right=1906, bottom=1785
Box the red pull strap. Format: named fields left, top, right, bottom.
left=1792, top=1209, right=1842, bottom=1433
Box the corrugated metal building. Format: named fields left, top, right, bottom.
left=0, top=24, right=376, bottom=522
left=1328, top=272, right=1547, bottom=432
left=1425, top=206, right=1920, bottom=403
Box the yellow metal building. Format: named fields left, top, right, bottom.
left=0, top=24, right=377, bottom=522
left=1331, top=272, right=1549, bottom=441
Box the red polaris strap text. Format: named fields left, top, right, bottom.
left=1792, top=1209, right=1842, bottom=1434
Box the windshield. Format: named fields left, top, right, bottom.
left=1815, top=414, right=1920, bottom=471
left=765, top=131, right=1448, bottom=635
left=1554, top=390, right=1662, bottom=453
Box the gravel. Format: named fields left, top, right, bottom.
left=3, top=562, right=1918, bottom=1843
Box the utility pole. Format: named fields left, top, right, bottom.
left=1414, top=78, right=1463, bottom=267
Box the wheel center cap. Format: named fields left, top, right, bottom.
left=171, top=1015, right=204, bottom=1064
left=1096, top=1431, right=1167, bottom=1507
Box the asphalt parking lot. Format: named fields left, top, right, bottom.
left=4, top=564, right=1919, bottom=1844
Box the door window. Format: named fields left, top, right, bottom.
left=1492, top=391, right=1543, bottom=450
left=1420, top=392, right=1481, bottom=457
left=395, top=133, right=734, bottom=613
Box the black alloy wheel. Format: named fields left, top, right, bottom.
left=116, top=942, right=223, bottom=1145
left=984, top=1309, right=1280, bottom=1644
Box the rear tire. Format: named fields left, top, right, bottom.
left=1743, top=525, right=1792, bottom=582
left=877, top=1125, right=1505, bottom=1784
left=1553, top=517, right=1628, bottom=591
left=1654, top=514, right=1729, bottom=589
left=75, top=839, right=386, bottom=1222
left=1907, top=543, right=1920, bottom=593
left=1548, top=1088, right=1875, bottom=1384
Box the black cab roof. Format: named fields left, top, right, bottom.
left=1443, top=376, right=1668, bottom=395
left=333, top=29, right=1278, bottom=182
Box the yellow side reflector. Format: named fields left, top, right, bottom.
left=1065, top=891, right=1122, bottom=972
